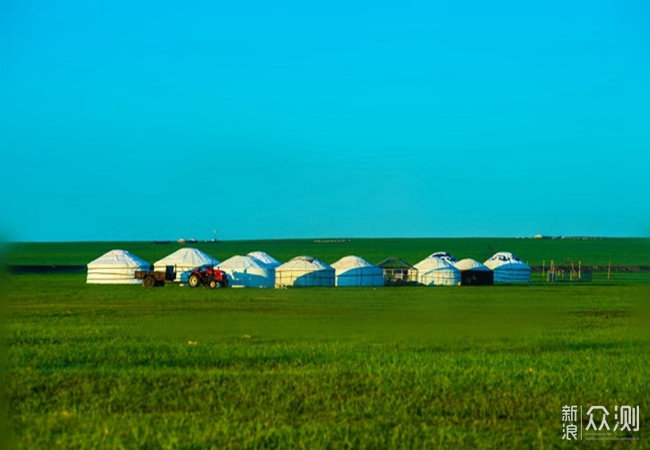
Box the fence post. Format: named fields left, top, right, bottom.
left=578, top=261, right=581, bottom=280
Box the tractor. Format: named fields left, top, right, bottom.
left=187, top=265, right=229, bottom=289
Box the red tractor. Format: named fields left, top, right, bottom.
left=187, top=265, right=229, bottom=289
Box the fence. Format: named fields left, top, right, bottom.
left=532, top=259, right=650, bottom=284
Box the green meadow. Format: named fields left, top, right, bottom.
left=4, top=239, right=650, bottom=447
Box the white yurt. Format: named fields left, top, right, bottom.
left=331, top=255, right=384, bottom=287
left=454, top=258, right=494, bottom=286
left=484, top=252, right=531, bottom=283
left=217, top=255, right=275, bottom=288
left=154, top=248, right=220, bottom=282
left=274, top=256, right=335, bottom=287
left=455, top=258, right=492, bottom=272
left=428, top=251, right=458, bottom=264
left=87, top=249, right=151, bottom=284
left=414, top=256, right=461, bottom=286
left=247, top=251, right=281, bottom=267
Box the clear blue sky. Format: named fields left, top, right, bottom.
left=1, top=1, right=649, bottom=241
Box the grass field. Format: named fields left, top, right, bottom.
left=5, top=267, right=649, bottom=447
left=7, top=237, right=650, bottom=267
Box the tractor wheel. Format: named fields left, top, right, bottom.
left=188, top=273, right=201, bottom=288
left=208, top=279, right=218, bottom=289
left=143, top=276, right=155, bottom=288
left=219, top=280, right=227, bottom=288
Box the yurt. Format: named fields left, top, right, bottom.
left=154, top=248, right=220, bottom=282
left=414, top=257, right=461, bottom=286
left=217, top=255, right=275, bottom=288
left=87, top=249, right=151, bottom=284
left=247, top=251, right=281, bottom=267
left=331, top=255, right=384, bottom=287
left=428, top=251, right=458, bottom=264
left=274, top=256, right=335, bottom=287
left=484, top=252, right=531, bottom=283
left=454, top=258, right=494, bottom=286
left=377, top=257, right=418, bottom=285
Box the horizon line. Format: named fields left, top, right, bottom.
left=6, top=235, right=647, bottom=244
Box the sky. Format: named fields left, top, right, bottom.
left=1, top=0, right=649, bottom=242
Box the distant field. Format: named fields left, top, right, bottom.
left=7, top=237, right=650, bottom=267
left=5, top=273, right=650, bottom=447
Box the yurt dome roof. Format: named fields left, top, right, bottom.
left=154, top=247, right=219, bottom=267
left=277, top=255, right=332, bottom=271
left=331, top=255, right=378, bottom=271
left=87, top=249, right=150, bottom=269
left=454, top=258, right=491, bottom=271
left=484, top=252, right=530, bottom=269
left=218, top=255, right=268, bottom=270
left=428, top=251, right=458, bottom=263
left=247, top=251, right=281, bottom=267
left=414, top=257, right=460, bottom=272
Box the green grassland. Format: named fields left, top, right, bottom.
left=7, top=237, right=650, bottom=267
left=5, top=271, right=650, bottom=448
